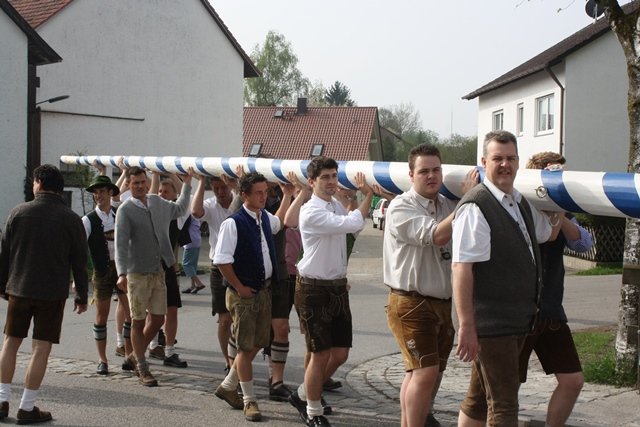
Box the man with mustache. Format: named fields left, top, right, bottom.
left=452, top=130, right=561, bottom=427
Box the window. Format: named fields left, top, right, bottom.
left=516, top=103, right=524, bottom=136
left=311, top=144, right=324, bottom=157
left=249, top=143, right=262, bottom=157
left=536, top=94, right=554, bottom=133
left=492, top=110, right=504, bottom=130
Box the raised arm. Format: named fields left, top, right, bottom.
left=274, top=182, right=295, bottom=225
left=191, top=174, right=207, bottom=219
left=354, top=172, right=374, bottom=220
left=284, top=171, right=311, bottom=228
left=149, top=170, right=160, bottom=195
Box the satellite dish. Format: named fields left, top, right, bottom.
left=585, top=0, right=605, bottom=19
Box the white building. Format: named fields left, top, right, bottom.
left=0, top=0, right=61, bottom=221
left=9, top=0, right=258, bottom=213
left=463, top=4, right=636, bottom=172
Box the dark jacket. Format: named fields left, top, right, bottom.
left=0, top=193, right=88, bottom=304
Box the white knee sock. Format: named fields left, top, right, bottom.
left=221, top=366, right=239, bottom=389
left=297, top=383, right=307, bottom=401
left=116, top=332, right=124, bottom=347
left=165, top=346, right=175, bottom=358
left=149, top=333, right=159, bottom=350
left=307, top=399, right=323, bottom=418
left=19, top=388, right=38, bottom=411
left=0, top=383, right=11, bottom=402
left=240, top=381, right=255, bottom=405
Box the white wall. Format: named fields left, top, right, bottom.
left=564, top=33, right=628, bottom=172
left=0, top=11, right=29, bottom=223
left=34, top=0, right=245, bottom=168
left=476, top=69, right=562, bottom=168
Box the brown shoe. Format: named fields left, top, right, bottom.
left=0, top=401, right=8, bottom=419
left=138, top=368, right=158, bottom=387
left=243, top=401, right=261, bottom=422
left=148, top=346, right=165, bottom=360
left=115, top=345, right=125, bottom=357
left=16, top=406, right=52, bottom=425
left=124, top=354, right=138, bottom=375
left=215, top=384, right=243, bottom=409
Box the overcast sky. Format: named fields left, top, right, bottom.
left=211, top=0, right=628, bottom=138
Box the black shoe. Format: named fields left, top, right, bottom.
left=0, top=401, right=8, bottom=419
left=192, top=284, right=206, bottom=294
left=16, top=406, right=52, bottom=425
left=181, top=287, right=193, bottom=294
left=269, top=380, right=292, bottom=402
left=288, top=390, right=308, bottom=424
left=321, top=397, right=332, bottom=415
left=307, top=415, right=332, bottom=427
left=158, top=329, right=166, bottom=347
left=122, top=355, right=136, bottom=372
left=322, top=377, right=342, bottom=391
left=425, top=412, right=442, bottom=427
left=97, top=361, right=109, bottom=375
left=163, top=353, right=188, bottom=368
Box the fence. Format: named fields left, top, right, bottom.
left=564, top=224, right=625, bottom=263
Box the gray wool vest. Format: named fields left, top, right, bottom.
left=458, top=184, right=542, bottom=337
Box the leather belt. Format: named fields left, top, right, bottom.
left=299, top=276, right=348, bottom=287
left=388, top=287, right=451, bottom=302
left=228, top=278, right=271, bottom=293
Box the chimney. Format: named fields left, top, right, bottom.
left=297, top=97, right=308, bottom=115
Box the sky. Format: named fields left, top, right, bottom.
left=211, top=0, right=629, bottom=138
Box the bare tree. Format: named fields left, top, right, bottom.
left=594, top=0, right=639, bottom=383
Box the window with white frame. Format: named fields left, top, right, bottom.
left=492, top=110, right=504, bottom=130
left=516, top=103, right=524, bottom=136
left=536, top=94, right=554, bottom=133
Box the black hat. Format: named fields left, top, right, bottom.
left=86, top=175, right=120, bottom=196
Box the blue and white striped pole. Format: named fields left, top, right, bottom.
left=60, top=155, right=640, bottom=219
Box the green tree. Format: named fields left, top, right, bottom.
left=593, top=0, right=640, bottom=384
left=324, top=81, right=355, bottom=106
left=397, top=130, right=440, bottom=161
left=436, top=134, right=478, bottom=165
left=244, top=31, right=309, bottom=106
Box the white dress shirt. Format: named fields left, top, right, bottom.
left=213, top=206, right=281, bottom=280
left=297, top=194, right=365, bottom=280
left=452, top=179, right=552, bottom=263
left=201, top=196, right=236, bottom=260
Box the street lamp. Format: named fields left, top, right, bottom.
left=35, top=94, right=69, bottom=105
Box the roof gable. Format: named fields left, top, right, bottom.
left=8, top=0, right=259, bottom=77
left=1, top=0, right=61, bottom=65
left=463, top=0, right=640, bottom=100
left=243, top=106, right=379, bottom=161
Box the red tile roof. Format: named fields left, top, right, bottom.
left=243, top=106, right=379, bottom=161
left=8, top=0, right=260, bottom=78
left=8, top=0, right=73, bottom=28
left=0, top=0, right=61, bottom=65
